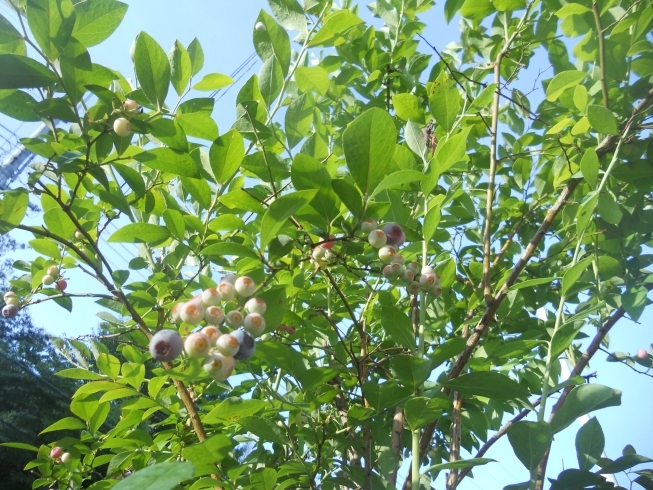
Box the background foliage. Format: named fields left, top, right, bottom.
left=0, top=0, right=652, bottom=489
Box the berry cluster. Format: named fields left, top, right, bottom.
left=112, top=99, right=140, bottom=138
left=362, top=219, right=443, bottom=298
left=148, top=274, right=267, bottom=382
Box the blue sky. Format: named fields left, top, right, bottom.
left=0, top=1, right=651, bottom=488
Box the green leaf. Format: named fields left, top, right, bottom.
left=175, top=112, right=218, bottom=141
left=431, top=337, right=467, bottom=368
left=169, top=40, right=192, bottom=96
left=429, top=73, right=461, bottom=132
left=295, top=66, right=329, bottom=95
left=460, top=0, right=494, bottom=21
left=29, top=238, right=60, bottom=258
left=72, top=0, right=128, bottom=47
left=509, top=277, right=557, bottom=290
left=259, top=190, right=317, bottom=250
left=551, top=384, right=622, bottom=433
left=576, top=191, right=598, bottom=236
left=192, top=73, right=234, bottom=91
left=112, top=462, right=195, bottom=490
left=493, top=0, right=525, bottom=11
left=26, top=0, right=75, bottom=60
left=393, top=93, right=424, bottom=122
left=238, top=416, right=289, bottom=444
left=331, top=178, right=363, bottom=218
left=0, top=189, right=28, bottom=234
left=545, top=70, right=587, bottom=102
left=580, top=148, right=598, bottom=189
left=134, top=148, right=200, bottom=177
left=182, top=435, right=232, bottom=465
left=162, top=209, right=185, bottom=240
left=597, top=192, right=622, bottom=224
left=43, top=208, right=77, bottom=239
left=187, top=38, right=204, bottom=76
left=423, top=202, right=442, bottom=243
left=133, top=31, right=170, bottom=109
left=468, top=83, right=496, bottom=112
left=202, top=242, right=260, bottom=260
left=253, top=10, right=290, bottom=75
left=56, top=368, right=106, bottom=380
left=555, top=3, right=591, bottom=17
left=404, top=120, right=426, bottom=158
left=380, top=305, right=415, bottom=350
left=507, top=421, right=552, bottom=471
left=422, top=458, right=495, bottom=475
left=404, top=397, right=442, bottom=431
left=180, top=177, right=211, bottom=209
left=209, top=129, right=244, bottom=183
left=258, top=57, right=284, bottom=106
left=0, top=13, right=26, bottom=55
left=59, top=38, right=92, bottom=105
left=390, top=355, right=432, bottom=391
left=576, top=417, right=604, bottom=470
left=0, top=54, right=57, bottom=88
left=0, top=442, right=39, bottom=451
left=561, top=256, right=593, bottom=296
left=309, top=10, right=363, bottom=47
left=587, top=105, right=619, bottom=135
left=622, top=286, right=648, bottom=322
left=599, top=454, right=653, bottom=474
left=343, top=107, right=396, bottom=198
left=286, top=92, right=314, bottom=149
left=40, top=417, right=86, bottom=434
left=549, top=469, right=606, bottom=489
left=441, top=371, right=531, bottom=402
left=573, top=85, right=588, bottom=111
left=370, top=170, right=424, bottom=198
left=203, top=398, right=267, bottom=424
left=108, top=223, right=171, bottom=244
left=291, top=153, right=338, bottom=221
left=268, top=0, right=307, bottom=31
left=0, top=89, right=39, bottom=121
left=432, top=127, right=469, bottom=175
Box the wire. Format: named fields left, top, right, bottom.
left=209, top=52, right=258, bottom=99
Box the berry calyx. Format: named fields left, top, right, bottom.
left=2, top=304, right=17, bottom=318
left=42, top=274, right=55, bottom=286
left=201, top=288, right=222, bottom=306
left=218, top=282, right=236, bottom=301
left=50, top=447, right=63, bottom=459
left=203, top=354, right=235, bottom=381
left=55, top=279, right=67, bottom=292
left=225, top=310, right=244, bottom=328
left=382, top=222, right=405, bottom=247
left=636, top=348, right=648, bottom=360
left=378, top=245, right=397, bottom=264
left=180, top=302, right=205, bottom=325
left=232, top=329, right=256, bottom=360
left=243, top=313, right=266, bottom=337
left=184, top=332, right=211, bottom=359
left=113, top=117, right=132, bottom=137
left=204, top=306, right=225, bottom=326
left=201, top=326, right=221, bottom=346
left=149, top=329, right=184, bottom=362
left=245, top=297, right=267, bottom=315
left=216, top=333, right=240, bottom=357
left=368, top=230, right=387, bottom=249
left=402, top=269, right=415, bottom=282
left=419, top=273, right=438, bottom=289
left=429, top=284, right=443, bottom=298
left=234, top=276, right=256, bottom=297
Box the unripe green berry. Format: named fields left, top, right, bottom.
left=221, top=273, right=237, bottom=285
left=113, top=117, right=132, bottom=137
left=170, top=302, right=185, bottom=323
left=255, top=21, right=266, bottom=31
left=201, top=326, right=221, bottom=346
left=4, top=295, right=19, bottom=306
left=218, top=282, right=236, bottom=301
left=225, top=310, right=244, bottom=328
left=204, top=306, right=225, bottom=326
left=74, top=230, right=84, bottom=240
left=234, top=276, right=256, bottom=297
left=402, top=269, right=415, bottom=282
left=60, top=452, right=72, bottom=464
left=201, top=288, right=222, bottom=306
left=122, top=99, right=139, bottom=116
left=203, top=353, right=235, bottom=381
left=368, top=229, right=387, bottom=249
left=184, top=332, right=211, bottom=359
left=47, top=265, right=59, bottom=276
left=245, top=297, right=267, bottom=315
left=180, top=301, right=205, bottom=324
left=3, top=291, right=17, bottom=302
left=378, top=245, right=397, bottom=264
left=429, top=284, right=443, bottom=298
left=406, top=281, right=421, bottom=295
left=243, top=313, right=266, bottom=337
left=361, top=218, right=377, bottom=233
left=42, top=274, right=55, bottom=286
left=216, top=333, right=240, bottom=357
